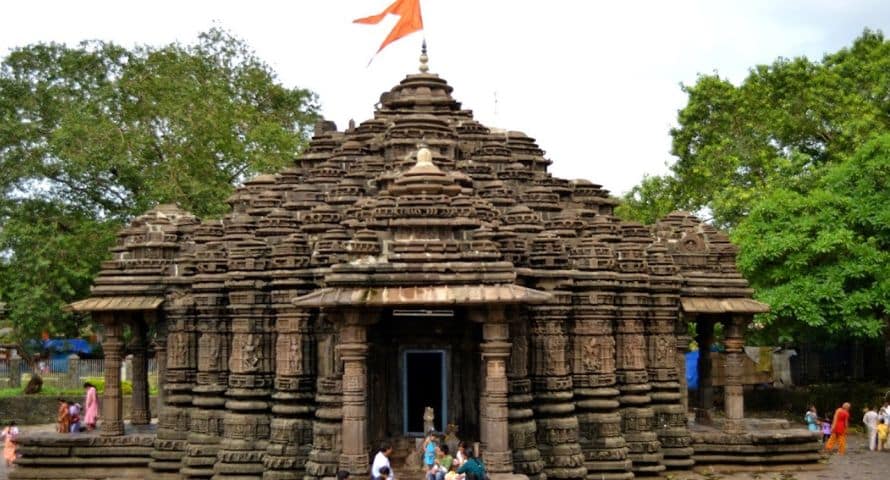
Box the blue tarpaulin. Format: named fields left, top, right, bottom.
left=43, top=338, right=93, bottom=355
left=686, top=350, right=699, bottom=390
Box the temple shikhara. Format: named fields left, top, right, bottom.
left=12, top=53, right=821, bottom=480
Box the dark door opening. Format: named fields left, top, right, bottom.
left=403, top=350, right=446, bottom=435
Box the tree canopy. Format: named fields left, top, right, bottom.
left=0, top=29, right=318, bottom=346
left=734, top=135, right=889, bottom=342
left=618, top=29, right=889, bottom=229
left=617, top=29, right=889, bottom=340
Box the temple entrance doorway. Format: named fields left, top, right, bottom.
left=367, top=308, right=481, bottom=453
left=403, top=349, right=447, bottom=435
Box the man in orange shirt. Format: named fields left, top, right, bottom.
left=824, top=402, right=852, bottom=455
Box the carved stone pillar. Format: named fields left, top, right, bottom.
left=615, top=311, right=662, bottom=475
left=183, top=314, right=229, bottom=480
left=338, top=310, right=371, bottom=475
left=151, top=289, right=197, bottom=478
left=264, top=234, right=315, bottom=480
left=572, top=271, right=632, bottom=480
left=215, top=263, right=273, bottom=479
left=646, top=243, right=692, bottom=469
left=151, top=313, right=167, bottom=417
left=723, top=315, right=748, bottom=433
left=478, top=307, right=513, bottom=474
left=100, top=313, right=125, bottom=436
left=181, top=222, right=228, bottom=480
left=505, top=312, right=545, bottom=480
left=614, top=229, right=663, bottom=475
left=209, top=232, right=274, bottom=480
left=265, top=308, right=314, bottom=480
left=305, top=312, right=343, bottom=479
left=131, top=315, right=151, bottom=425
left=529, top=293, right=586, bottom=480
left=675, top=314, right=692, bottom=414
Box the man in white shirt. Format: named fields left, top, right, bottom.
left=372, top=442, right=394, bottom=480
left=863, top=406, right=880, bottom=451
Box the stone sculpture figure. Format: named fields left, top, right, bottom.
left=445, top=423, right=461, bottom=455
left=424, top=406, right=435, bottom=434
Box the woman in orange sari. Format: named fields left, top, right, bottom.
left=57, top=398, right=70, bottom=434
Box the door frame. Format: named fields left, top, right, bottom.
left=401, top=348, right=448, bottom=436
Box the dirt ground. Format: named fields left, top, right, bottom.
left=664, top=432, right=890, bottom=480
left=2, top=429, right=889, bottom=480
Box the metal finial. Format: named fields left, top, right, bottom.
left=419, top=39, right=429, bottom=73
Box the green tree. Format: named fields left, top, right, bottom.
left=733, top=134, right=889, bottom=342
left=0, top=29, right=318, bottom=349
left=615, top=174, right=684, bottom=225
left=617, top=30, right=890, bottom=343
left=619, top=29, right=889, bottom=229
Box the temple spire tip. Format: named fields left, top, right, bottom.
left=419, top=39, right=429, bottom=73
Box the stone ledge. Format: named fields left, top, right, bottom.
left=10, top=432, right=155, bottom=480
left=9, top=467, right=150, bottom=480
left=693, top=452, right=823, bottom=464
left=16, top=432, right=156, bottom=447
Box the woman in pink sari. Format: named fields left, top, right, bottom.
left=83, top=382, right=99, bottom=431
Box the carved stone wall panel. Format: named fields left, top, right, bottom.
left=571, top=292, right=631, bottom=480
left=529, top=303, right=586, bottom=480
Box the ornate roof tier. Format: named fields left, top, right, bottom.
left=73, top=62, right=762, bottom=321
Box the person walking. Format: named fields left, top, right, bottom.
left=824, top=402, right=851, bottom=455
left=864, top=405, right=880, bottom=451
left=83, top=382, right=99, bottom=432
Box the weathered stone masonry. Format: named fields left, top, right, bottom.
left=17, top=56, right=817, bottom=480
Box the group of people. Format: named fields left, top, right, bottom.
left=421, top=431, right=485, bottom=480
left=56, top=382, right=99, bottom=434
left=807, top=401, right=890, bottom=455
left=368, top=430, right=489, bottom=480
left=861, top=403, right=890, bottom=452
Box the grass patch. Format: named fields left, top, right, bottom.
left=0, top=385, right=84, bottom=397
left=0, top=376, right=158, bottom=397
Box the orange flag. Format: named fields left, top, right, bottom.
left=354, top=0, right=424, bottom=55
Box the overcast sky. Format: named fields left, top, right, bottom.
left=2, top=1, right=887, bottom=196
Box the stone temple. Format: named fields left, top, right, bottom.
left=12, top=53, right=821, bottom=480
